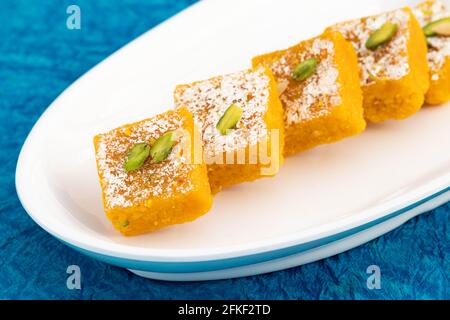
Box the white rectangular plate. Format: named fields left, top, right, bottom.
left=16, top=0, right=450, bottom=280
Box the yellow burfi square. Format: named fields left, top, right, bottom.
left=414, top=0, right=450, bottom=105
left=93, top=107, right=212, bottom=236
left=253, top=31, right=365, bottom=156
left=329, top=7, right=430, bottom=123
left=174, top=67, right=284, bottom=194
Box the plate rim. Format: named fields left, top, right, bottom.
left=17, top=184, right=450, bottom=272
left=15, top=0, right=450, bottom=264
left=16, top=128, right=450, bottom=263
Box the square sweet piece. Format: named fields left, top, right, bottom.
left=174, top=67, right=284, bottom=194
left=329, top=7, right=430, bottom=123
left=252, top=31, right=365, bottom=156
left=414, top=0, right=450, bottom=105
left=93, top=107, right=212, bottom=236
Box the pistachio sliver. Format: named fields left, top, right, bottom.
left=277, top=79, right=289, bottom=95
left=292, top=57, right=318, bottom=81
left=423, top=17, right=450, bottom=37
left=365, top=22, right=398, bottom=50
left=124, top=142, right=150, bottom=172
left=150, top=131, right=177, bottom=163
left=216, top=104, right=243, bottom=135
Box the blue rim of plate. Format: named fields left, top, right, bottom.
left=58, top=186, right=449, bottom=274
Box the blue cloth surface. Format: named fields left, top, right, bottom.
left=1, top=0, right=449, bottom=300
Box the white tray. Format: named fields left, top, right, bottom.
left=16, top=0, right=450, bottom=281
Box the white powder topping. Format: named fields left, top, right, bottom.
left=414, top=0, right=450, bottom=80
left=263, top=38, right=341, bottom=126
left=334, top=8, right=411, bottom=85
left=174, top=68, right=270, bottom=158
left=95, top=112, right=194, bottom=209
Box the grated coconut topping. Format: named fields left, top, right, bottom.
left=267, top=38, right=341, bottom=126
left=95, top=111, right=194, bottom=209
left=174, top=68, right=270, bottom=158
left=333, top=8, right=411, bottom=85
left=414, top=0, right=450, bottom=81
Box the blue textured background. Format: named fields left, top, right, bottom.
left=1, top=0, right=449, bottom=300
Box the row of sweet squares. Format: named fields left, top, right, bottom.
left=94, top=1, right=450, bottom=236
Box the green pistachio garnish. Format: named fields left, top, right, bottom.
left=120, top=220, right=129, bottom=228
left=216, top=104, right=243, bottom=135
left=124, top=142, right=150, bottom=172
left=150, top=131, right=177, bottom=163
left=365, top=22, right=398, bottom=50
left=292, top=57, right=318, bottom=81
left=423, top=17, right=450, bottom=37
